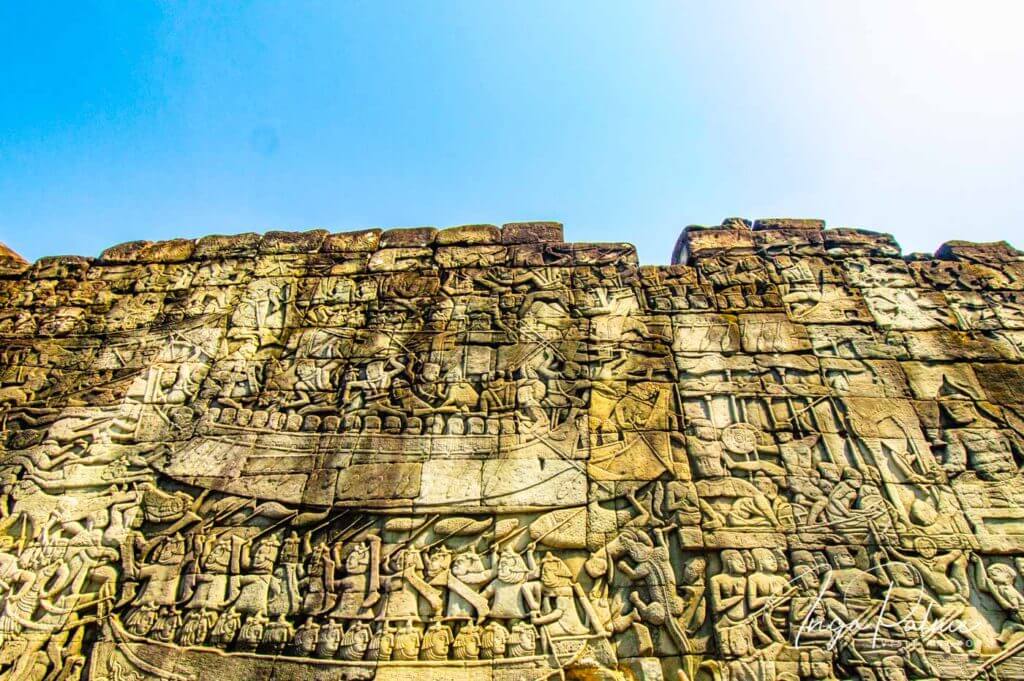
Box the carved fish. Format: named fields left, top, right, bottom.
left=434, top=517, right=491, bottom=537
left=383, top=517, right=427, bottom=533
left=529, top=507, right=587, bottom=549
left=493, top=518, right=519, bottom=540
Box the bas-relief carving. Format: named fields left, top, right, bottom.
left=1, top=221, right=1023, bottom=680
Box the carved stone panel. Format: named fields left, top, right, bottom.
left=1, top=220, right=1024, bottom=680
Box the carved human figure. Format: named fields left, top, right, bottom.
left=327, top=536, right=381, bottom=620
left=617, top=527, right=690, bottom=653
left=134, top=533, right=187, bottom=608
left=237, top=612, right=268, bottom=651
left=746, top=548, right=789, bottom=644
left=339, top=619, right=372, bottom=660
left=438, top=548, right=493, bottom=621
left=532, top=552, right=591, bottom=636
left=757, top=433, right=828, bottom=524
left=538, top=360, right=590, bottom=428
left=301, top=541, right=333, bottom=614
left=381, top=547, right=442, bottom=621
left=514, top=368, right=549, bottom=434
left=710, top=549, right=751, bottom=656
left=186, top=535, right=234, bottom=611
left=685, top=418, right=727, bottom=478
left=971, top=556, right=1024, bottom=644
left=179, top=607, right=217, bottom=647
left=420, top=620, right=454, bottom=661
left=230, top=535, right=281, bottom=616
left=370, top=621, right=396, bottom=661
left=481, top=620, right=510, bottom=659
left=315, top=617, right=344, bottom=658
left=679, top=556, right=708, bottom=640
left=823, top=467, right=866, bottom=528
left=480, top=548, right=541, bottom=623
left=210, top=342, right=262, bottom=411
left=724, top=476, right=792, bottom=531
left=440, top=367, right=479, bottom=413
left=788, top=553, right=831, bottom=646
left=883, top=537, right=998, bottom=650
left=507, top=621, right=538, bottom=658
left=209, top=607, right=242, bottom=647
left=480, top=371, right=516, bottom=415
left=0, top=534, right=35, bottom=605
left=269, top=531, right=304, bottom=617
left=346, top=357, right=407, bottom=418
left=392, top=620, right=422, bottom=661
left=124, top=604, right=160, bottom=637
left=292, top=618, right=320, bottom=657
left=938, top=401, right=1022, bottom=481
left=663, top=479, right=701, bottom=528
left=452, top=620, right=482, bottom=660
left=150, top=607, right=182, bottom=643
left=819, top=546, right=887, bottom=624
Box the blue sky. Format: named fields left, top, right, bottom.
left=1, top=1, right=1022, bottom=264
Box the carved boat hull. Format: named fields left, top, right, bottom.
left=92, top=621, right=610, bottom=681
left=156, top=413, right=674, bottom=511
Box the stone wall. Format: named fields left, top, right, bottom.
left=1, top=218, right=1023, bottom=680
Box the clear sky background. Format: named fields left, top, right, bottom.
left=2, top=1, right=1022, bottom=265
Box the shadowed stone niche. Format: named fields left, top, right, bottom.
left=1, top=219, right=1024, bottom=680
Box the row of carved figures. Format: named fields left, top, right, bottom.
left=203, top=403, right=567, bottom=437
left=123, top=607, right=544, bottom=662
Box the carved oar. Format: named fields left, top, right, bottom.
left=249, top=510, right=299, bottom=543
left=308, top=506, right=353, bottom=537
left=973, top=633, right=1024, bottom=678
left=202, top=497, right=255, bottom=533
left=327, top=515, right=376, bottom=545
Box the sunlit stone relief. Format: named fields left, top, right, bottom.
left=1, top=219, right=1024, bottom=680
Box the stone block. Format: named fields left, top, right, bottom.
left=501, top=220, right=564, bottom=244
left=434, top=223, right=501, bottom=245
left=752, top=217, right=825, bottom=231
left=3, top=216, right=1024, bottom=681
left=379, top=226, right=437, bottom=248
left=322, top=228, right=382, bottom=252
left=258, top=229, right=328, bottom=254
left=193, top=232, right=262, bottom=258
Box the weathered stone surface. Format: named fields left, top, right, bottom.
left=434, top=223, right=501, bottom=245
left=322, top=227, right=382, bottom=252
left=752, top=217, right=826, bottom=232
left=100, top=238, right=196, bottom=263
left=259, top=229, right=328, bottom=254
left=194, top=232, right=262, bottom=258
left=501, top=220, right=564, bottom=244
left=0, top=240, right=28, bottom=268
left=1, top=218, right=1023, bottom=681
left=380, top=226, right=438, bottom=248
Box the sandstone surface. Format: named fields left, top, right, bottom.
left=2, top=219, right=1024, bottom=680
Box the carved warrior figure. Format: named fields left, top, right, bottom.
left=6, top=222, right=1024, bottom=680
